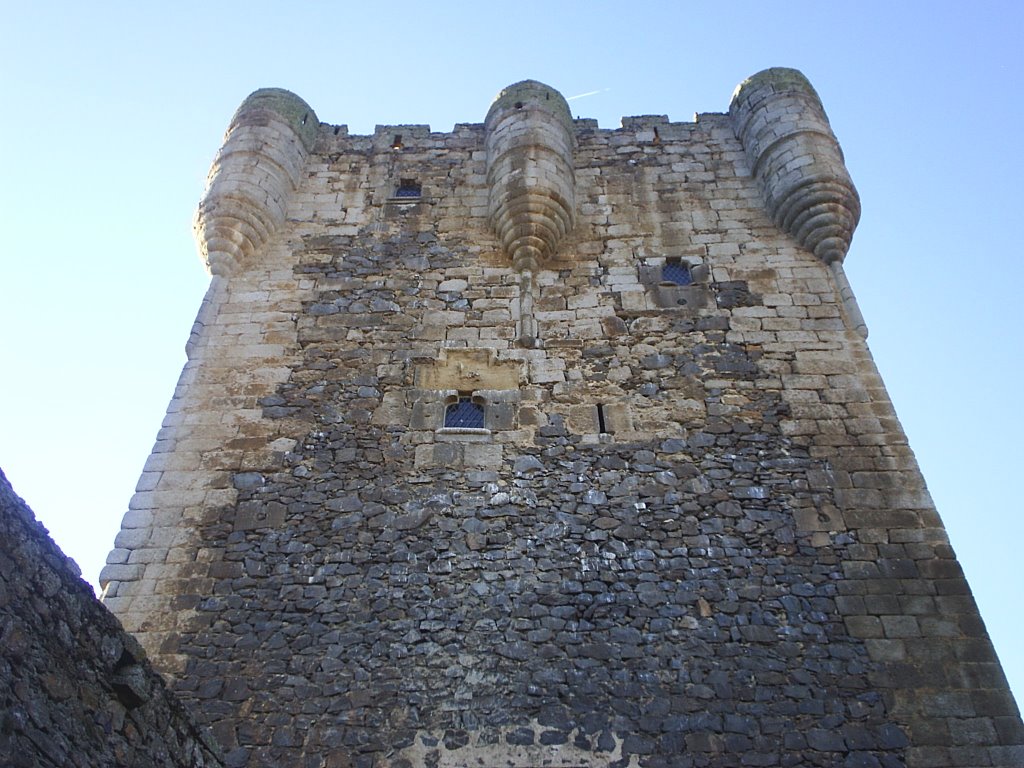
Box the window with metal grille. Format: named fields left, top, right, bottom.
left=661, top=259, right=693, bottom=286
left=444, top=396, right=484, bottom=429
left=395, top=178, right=421, bottom=198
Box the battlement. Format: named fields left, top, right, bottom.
left=308, top=112, right=701, bottom=144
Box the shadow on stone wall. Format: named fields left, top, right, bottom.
left=0, top=468, right=223, bottom=768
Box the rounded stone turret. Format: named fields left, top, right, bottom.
left=194, top=88, right=318, bottom=276
left=729, top=68, right=860, bottom=265
left=484, top=80, right=576, bottom=272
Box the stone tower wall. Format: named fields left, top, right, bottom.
left=101, top=72, right=1023, bottom=768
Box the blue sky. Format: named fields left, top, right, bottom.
left=2, top=2, right=1022, bottom=706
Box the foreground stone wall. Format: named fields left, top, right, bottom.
left=102, top=73, right=1023, bottom=767
left=0, top=469, right=222, bottom=767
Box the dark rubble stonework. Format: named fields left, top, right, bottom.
left=175, top=247, right=910, bottom=767
left=0, top=469, right=223, bottom=768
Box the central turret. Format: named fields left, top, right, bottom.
left=485, top=81, right=576, bottom=347
left=484, top=80, right=577, bottom=272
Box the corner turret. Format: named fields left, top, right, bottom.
left=194, top=88, right=318, bottom=277
left=729, top=68, right=867, bottom=336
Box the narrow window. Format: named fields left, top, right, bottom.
left=661, top=259, right=693, bottom=286
left=391, top=134, right=403, bottom=150
left=652, top=126, right=661, bottom=145
left=596, top=403, right=608, bottom=434
left=395, top=178, right=421, bottom=198
left=444, top=396, right=484, bottom=429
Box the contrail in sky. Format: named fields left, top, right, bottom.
left=567, top=88, right=610, bottom=101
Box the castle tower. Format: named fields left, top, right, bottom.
left=102, top=71, right=1023, bottom=768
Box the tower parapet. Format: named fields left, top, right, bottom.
left=193, top=88, right=318, bottom=277
left=729, top=68, right=867, bottom=336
